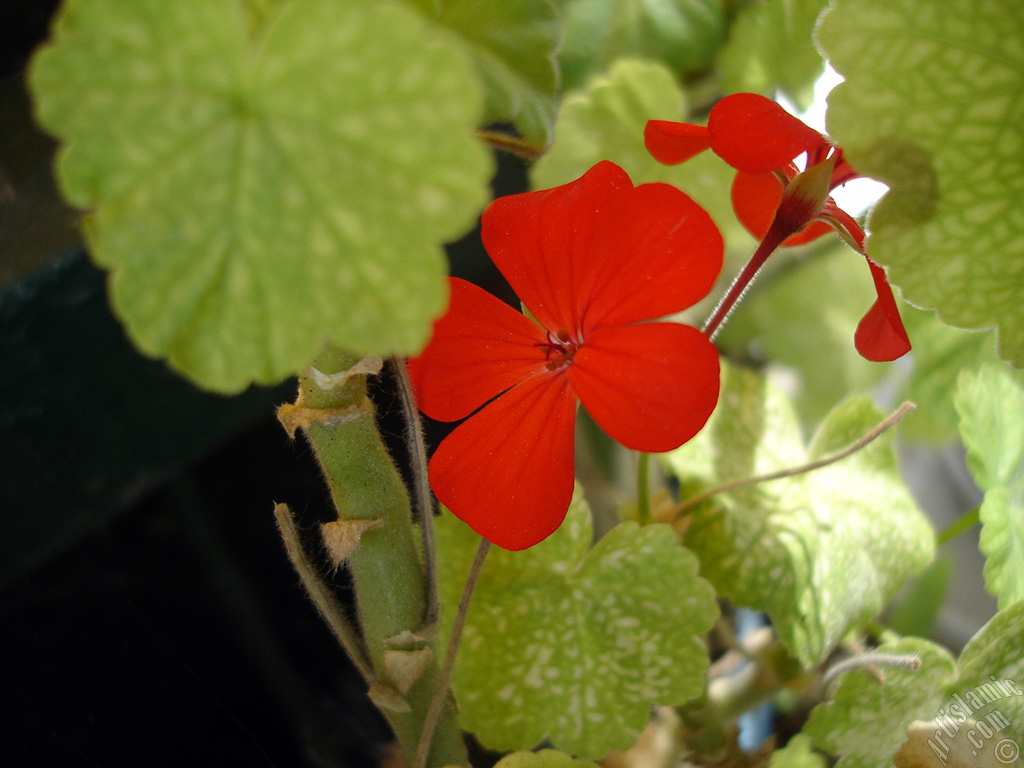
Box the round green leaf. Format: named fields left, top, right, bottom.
left=718, top=0, right=828, bottom=110
left=418, top=0, right=560, bottom=148
left=435, top=489, right=718, bottom=757
left=818, top=0, right=1024, bottom=368
left=554, top=0, right=727, bottom=93
left=530, top=58, right=752, bottom=254
left=29, top=0, right=492, bottom=391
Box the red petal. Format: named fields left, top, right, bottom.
left=482, top=161, right=633, bottom=337
left=569, top=323, right=720, bottom=452
left=709, top=93, right=826, bottom=174
left=409, top=278, right=547, bottom=423
left=579, top=182, right=723, bottom=331
left=644, top=120, right=712, bottom=165
left=854, top=260, right=911, bottom=362
left=731, top=172, right=833, bottom=245
left=428, top=372, right=578, bottom=551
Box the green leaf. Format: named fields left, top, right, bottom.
left=804, top=638, right=959, bottom=768
left=665, top=364, right=935, bottom=665
left=899, top=307, right=1005, bottom=443
left=493, top=750, right=600, bottom=768
left=29, top=0, right=492, bottom=392
left=768, top=734, right=828, bottom=768
left=956, top=365, right=1024, bottom=610
left=718, top=0, right=828, bottom=110
left=554, top=0, right=727, bottom=93
left=435, top=488, right=718, bottom=757
left=806, top=602, right=1024, bottom=767
left=406, top=0, right=560, bottom=148
left=818, top=0, right=1024, bottom=368
left=530, top=58, right=753, bottom=254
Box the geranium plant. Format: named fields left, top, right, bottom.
left=13, top=0, right=1024, bottom=766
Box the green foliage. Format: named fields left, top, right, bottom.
left=819, top=0, right=1024, bottom=368
left=554, top=0, right=727, bottom=93
left=806, top=601, right=1024, bottom=766
left=531, top=58, right=752, bottom=253
left=405, top=0, right=560, bottom=148
left=718, top=0, right=828, bottom=109
left=899, top=308, right=1005, bottom=443
left=29, top=0, right=492, bottom=392
left=767, top=734, right=828, bottom=768
left=493, top=749, right=600, bottom=768
left=804, top=638, right=958, bottom=768
left=435, top=489, right=718, bottom=757
left=956, top=365, right=1024, bottom=610
left=665, top=364, right=935, bottom=665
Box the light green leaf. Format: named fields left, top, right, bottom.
left=407, top=0, right=560, bottom=148
left=956, top=365, right=1024, bottom=610
left=493, top=750, right=600, bottom=768
left=768, top=734, right=828, bottom=768
left=554, top=0, right=727, bottom=93
left=665, top=364, right=935, bottom=665
left=804, top=638, right=958, bottom=768
left=806, top=602, right=1024, bottom=767
left=435, top=488, right=718, bottom=757
left=818, top=0, right=1024, bottom=368
left=530, top=58, right=753, bottom=254
left=899, top=308, right=1005, bottom=443
left=29, top=0, right=492, bottom=392
left=718, top=0, right=828, bottom=110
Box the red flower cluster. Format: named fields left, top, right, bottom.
left=410, top=161, right=723, bottom=550
left=646, top=92, right=910, bottom=362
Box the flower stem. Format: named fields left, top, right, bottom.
left=636, top=452, right=651, bottom=525
left=702, top=219, right=791, bottom=341
left=415, top=537, right=491, bottom=768
left=937, top=506, right=981, bottom=546
left=392, top=356, right=440, bottom=631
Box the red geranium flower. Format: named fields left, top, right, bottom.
left=409, top=161, right=723, bottom=550
left=645, top=92, right=910, bottom=362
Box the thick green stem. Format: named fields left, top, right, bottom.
left=279, top=345, right=466, bottom=767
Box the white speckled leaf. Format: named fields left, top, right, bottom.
left=956, top=366, right=1024, bottom=610
left=956, top=600, right=1024, bottom=732
left=435, top=488, right=719, bottom=758
left=806, top=602, right=1024, bottom=766
left=665, top=364, right=935, bottom=665
left=530, top=59, right=752, bottom=253
left=29, top=0, right=492, bottom=392
left=804, top=638, right=958, bottom=768
left=818, top=0, right=1024, bottom=368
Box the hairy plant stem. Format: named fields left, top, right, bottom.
left=278, top=346, right=466, bottom=768
left=415, top=537, right=492, bottom=768
left=673, top=401, right=916, bottom=523
left=702, top=219, right=790, bottom=341
left=391, top=356, right=440, bottom=631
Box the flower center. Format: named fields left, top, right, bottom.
left=540, top=327, right=579, bottom=371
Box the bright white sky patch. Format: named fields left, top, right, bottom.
left=779, top=64, right=889, bottom=217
